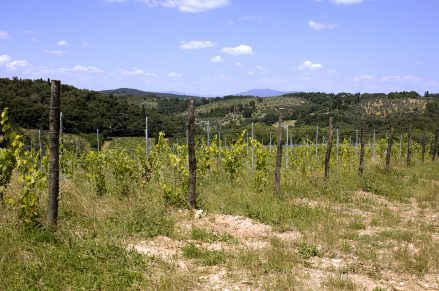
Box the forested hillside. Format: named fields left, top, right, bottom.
left=1, top=78, right=438, bottom=142
left=0, top=78, right=187, bottom=137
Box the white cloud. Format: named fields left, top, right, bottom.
left=329, top=0, right=363, bottom=4
left=414, top=61, right=424, bottom=65
left=353, top=75, right=374, bottom=82
left=82, top=42, right=90, bottom=47
left=235, top=62, right=242, bottom=67
left=119, top=68, right=145, bottom=76
left=159, top=0, right=229, bottom=12
left=247, top=71, right=255, bottom=75
left=0, top=31, right=10, bottom=40
left=57, top=40, right=69, bottom=46
left=168, top=72, right=182, bottom=78
left=222, top=44, right=253, bottom=56
left=297, top=60, right=323, bottom=71
left=180, top=40, right=215, bottom=49
left=381, top=75, right=422, bottom=82
left=31, top=37, right=37, bottom=42
left=210, top=55, right=223, bottom=63
left=255, top=65, right=264, bottom=70
left=113, top=0, right=229, bottom=12
left=6, top=60, right=30, bottom=70
left=308, top=20, right=337, bottom=31
left=43, top=49, right=66, bottom=57
left=118, top=68, right=158, bottom=77
left=145, top=72, right=158, bottom=77
left=0, top=54, right=11, bottom=64
left=72, top=65, right=103, bottom=73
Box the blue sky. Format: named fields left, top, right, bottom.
left=1, top=0, right=438, bottom=96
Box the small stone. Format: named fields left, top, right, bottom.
left=194, top=209, right=204, bottom=219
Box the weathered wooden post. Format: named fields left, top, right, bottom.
left=269, top=132, right=272, bottom=156
left=47, top=80, right=60, bottom=228
left=274, top=110, right=283, bottom=194
left=315, top=126, right=319, bottom=160
left=187, top=99, right=197, bottom=209
left=336, top=128, right=339, bottom=163
left=96, top=129, right=100, bottom=152
left=421, top=129, right=426, bottom=163
left=355, top=129, right=359, bottom=160
left=406, top=126, right=412, bottom=166
left=399, top=133, right=403, bottom=160
left=385, top=126, right=394, bottom=172
left=251, top=122, right=254, bottom=170
left=285, top=125, right=289, bottom=169
left=433, top=128, right=439, bottom=161
left=372, top=130, right=376, bottom=161
left=324, top=117, right=333, bottom=180
left=145, top=116, right=148, bottom=156
left=38, top=129, right=43, bottom=170
left=359, top=127, right=366, bottom=175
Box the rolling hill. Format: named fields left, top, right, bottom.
left=235, top=88, right=299, bottom=97
left=100, top=88, right=194, bottom=99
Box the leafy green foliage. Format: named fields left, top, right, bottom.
left=1, top=108, right=46, bottom=225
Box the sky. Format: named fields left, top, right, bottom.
left=0, top=0, right=438, bottom=96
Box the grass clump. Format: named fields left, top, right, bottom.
left=182, top=243, right=227, bottom=266
left=323, top=273, right=358, bottom=290
left=297, top=240, right=321, bottom=260
left=190, top=226, right=234, bottom=243
left=0, top=225, right=155, bottom=290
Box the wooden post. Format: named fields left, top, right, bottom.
left=218, top=131, right=221, bottom=148
left=315, top=126, right=319, bottom=160
left=372, top=130, right=376, bottom=161
left=47, top=80, right=60, bottom=228
left=433, top=128, right=439, bottom=161
left=421, top=129, right=426, bottom=163
left=96, top=129, right=100, bottom=152
left=251, top=122, right=254, bottom=170
left=359, top=127, right=365, bottom=175
left=187, top=99, right=197, bottom=209
left=207, top=121, right=210, bottom=147
left=385, top=126, right=394, bottom=172
left=355, top=129, right=359, bottom=160
left=285, top=126, right=289, bottom=169
left=145, top=116, right=148, bottom=156
left=38, top=129, right=42, bottom=170
left=399, top=133, right=403, bottom=160
left=274, top=111, right=283, bottom=194
left=406, top=126, right=412, bottom=166
left=336, top=128, right=339, bottom=163
left=324, top=117, right=333, bottom=180
left=269, top=132, right=272, bottom=155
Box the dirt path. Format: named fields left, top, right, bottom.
left=129, top=193, right=439, bottom=290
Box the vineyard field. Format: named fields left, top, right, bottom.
left=1, top=118, right=439, bottom=289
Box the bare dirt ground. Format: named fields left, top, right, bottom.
left=129, top=191, right=439, bottom=290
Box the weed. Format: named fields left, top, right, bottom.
left=182, top=243, right=227, bottom=266
left=190, top=226, right=234, bottom=242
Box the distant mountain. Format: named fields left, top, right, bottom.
left=100, top=88, right=194, bottom=98
left=235, top=88, right=300, bottom=97
left=161, top=91, right=211, bottom=97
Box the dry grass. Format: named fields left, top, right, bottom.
left=1, top=154, right=438, bottom=290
